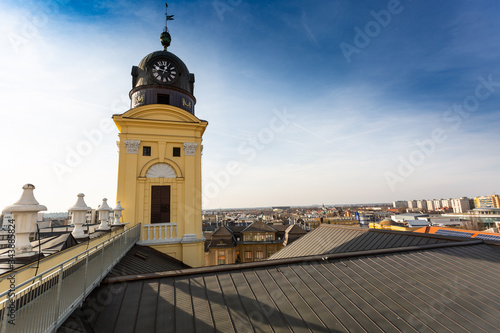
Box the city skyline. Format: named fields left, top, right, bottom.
left=1, top=0, right=500, bottom=212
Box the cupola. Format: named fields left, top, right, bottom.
left=129, top=4, right=196, bottom=114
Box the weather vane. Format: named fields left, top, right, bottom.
left=161, top=3, right=174, bottom=50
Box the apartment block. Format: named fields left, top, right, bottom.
left=474, top=194, right=500, bottom=208
left=451, top=197, right=471, bottom=213
left=393, top=201, right=408, bottom=209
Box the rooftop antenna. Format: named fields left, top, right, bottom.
left=161, top=3, right=175, bottom=50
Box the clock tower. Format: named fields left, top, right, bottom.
left=113, top=4, right=207, bottom=267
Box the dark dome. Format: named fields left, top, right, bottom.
left=129, top=50, right=196, bottom=114
left=133, top=50, right=194, bottom=94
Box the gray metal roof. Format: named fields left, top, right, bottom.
left=59, top=240, right=500, bottom=332
left=106, top=245, right=189, bottom=278
left=269, top=225, right=459, bottom=260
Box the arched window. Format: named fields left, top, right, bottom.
left=145, top=163, right=177, bottom=178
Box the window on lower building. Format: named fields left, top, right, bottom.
left=244, top=251, right=252, bottom=260
left=173, top=147, right=181, bottom=157
left=218, top=255, right=226, bottom=265
left=143, top=146, right=151, bottom=156
left=157, top=94, right=170, bottom=105
left=255, top=251, right=264, bottom=260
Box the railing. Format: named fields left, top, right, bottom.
left=138, top=223, right=180, bottom=245
left=35, top=223, right=101, bottom=239
left=0, top=224, right=141, bottom=333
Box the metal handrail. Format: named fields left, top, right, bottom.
left=0, top=224, right=140, bottom=333
left=0, top=225, right=123, bottom=282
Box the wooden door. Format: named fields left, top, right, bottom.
left=151, top=186, right=171, bottom=223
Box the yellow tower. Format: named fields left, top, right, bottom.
left=113, top=6, right=207, bottom=267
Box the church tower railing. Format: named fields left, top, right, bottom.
left=138, top=222, right=180, bottom=245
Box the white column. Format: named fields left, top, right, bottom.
left=2, top=184, right=47, bottom=255
left=69, top=193, right=90, bottom=239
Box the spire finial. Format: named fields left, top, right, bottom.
left=161, top=3, right=175, bottom=50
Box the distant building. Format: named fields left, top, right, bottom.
left=451, top=197, right=471, bottom=213
left=204, top=221, right=307, bottom=266
left=433, top=199, right=442, bottom=210
left=416, top=200, right=427, bottom=211
left=68, top=208, right=97, bottom=225
left=393, top=213, right=429, bottom=224
left=426, top=200, right=435, bottom=211
left=393, top=201, right=407, bottom=209
left=441, top=198, right=452, bottom=209
left=43, top=212, right=69, bottom=227
left=442, top=207, right=500, bottom=229
left=407, top=200, right=417, bottom=210
left=1, top=213, right=13, bottom=230
left=474, top=194, right=500, bottom=208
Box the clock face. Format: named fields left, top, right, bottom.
left=151, top=59, right=177, bottom=84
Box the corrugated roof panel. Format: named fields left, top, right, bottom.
left=392, top=235, right=410, bottom=248
left=241, top=270, right=291, bottom=331
left=402, top=252, right=500, bottom=332
left=267, top=267, right=329, bottom=332
left=112, top=281, right=143, bottom=333
left=332, top=232, right=367, bottom=253
left=383, top=234, right=402, bottom=249
left=229, top=271, right=273, bottom=331
left=107, top=245, right=189, bottom=278
left=156, top=278, right=176, bottom=332
left=389, top=253, right=494, bottom=331
left=364, top=253, right=478, bottom=332
left=322, top=262, right=403, bottom=332
left=330, top=259, right=419, bottom=333
left=355, top=232, right=384, bottom=252
left=351, top=256, right=445, bottom=332
left=345, top=258, right=429, bottom=332
left=373, top=232, right=397, bottom=250
left=175, top=277, right=195, bottom=332
left=189, top=275, right=215, bottom=332
left=254, top=269, right=310, bottom=333
left=66, top=243, right=500, bottom=332
left=458, top=243, right=500, bottom=264
left=90, top=283, right=126, bottom=333
left=330, top=229, right=366, bottom=253
left=269, top=226, right=367, bottom=259
left=277, top=265, right=347, bottom=332
left=414, top=236, right=431, bottom=246
left=217, top=272, right=252, bottom=332
left=204, top=274, right=235, bottom=332
left=360, top=232, right=387, bottom=251
left=407, top=235, right=423, bottom=246
left=270, top=226, right=466, bottom=260
left=306, top=262, right=385, bottom=333
left=425, top=248, right=500, bottom=307
left=135, top=281, right=159, bottom=333
left=288, top=265, right=360, bottom=332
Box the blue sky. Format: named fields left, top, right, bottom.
left=1, top=0, right=499, bottom=211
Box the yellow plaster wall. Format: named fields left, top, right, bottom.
left=113, top=104, right=207, bottom=267
left=150, top=241, right=205, bottom=268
